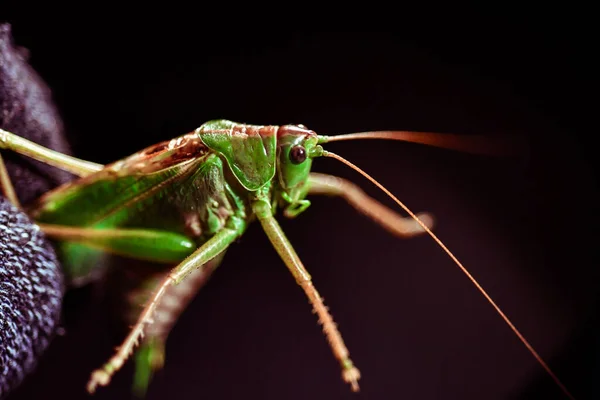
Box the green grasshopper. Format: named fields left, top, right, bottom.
left=0, top=120, right=574, bottom=399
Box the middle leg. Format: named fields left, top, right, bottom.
left=130, top=251, right=226, bottom=396
left=86, top=216, right=245, bottom=393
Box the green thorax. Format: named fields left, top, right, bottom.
left=196, top=120, right=278, bottom=191
left=197, top=120, right=321, bottom=214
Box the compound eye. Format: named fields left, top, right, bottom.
left=289, top=145, right=307, bottom=164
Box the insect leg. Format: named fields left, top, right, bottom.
left=252, top=198, right=361, bottom=392
left=131, top=252, right=225, bottom=397
left=0, top=152, right=21, bottom=207
left=86, top=215, right=245, bottom=393
left=38, top=223, right=197, bottom=264
left=308, top=172, right=434, bottom=238
left=0, top=128, right=103, bottom=177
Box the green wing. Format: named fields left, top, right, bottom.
left=28, top=133, right=230, bottom=285
left=30, top=133, right=209, bottom=228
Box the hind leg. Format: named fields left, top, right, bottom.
left=0, top=128, right=104, bottom=208
left=0, top=128, right=103, bottom=178
left=0, top=152, right=20, bottom=207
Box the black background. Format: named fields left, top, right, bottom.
left=0, top=15, right=598, bottom=400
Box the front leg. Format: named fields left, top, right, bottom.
left=253, top=198, right=361, bottom=392
left=308, top=172, right=434, bottom=237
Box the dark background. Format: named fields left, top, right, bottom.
left=0, top=17, right=598, bottom=400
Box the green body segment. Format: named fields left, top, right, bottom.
left=26, top=119, right=318, bottom=284
left=197, top=119, right=277, bottom=191
left=27, top=124, right=256, bottom=283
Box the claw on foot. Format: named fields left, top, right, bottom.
left=87, top=368, right=111, bottom=394
left=342, top=365, right=361, bottom=392
left=415, top=212, right=435, bottom=232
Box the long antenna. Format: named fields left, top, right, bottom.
left=323, top=150, right=575, bottom=400
left=319, top=131, right=524, bottom=157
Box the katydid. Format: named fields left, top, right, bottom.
left=0, top=120, right=574, bottom=399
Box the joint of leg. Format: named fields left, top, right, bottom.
left=0, top=129, right=9, bottom=147
left=169, top=270, right=187, bottom=286
left=225, top=214, right=246, bottom=233
left=252, top=198, right=272, bottom=219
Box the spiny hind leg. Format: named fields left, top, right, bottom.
left=0, top=128, right=103, bottom=177
left=87, top=216, right=245, bottom=393
left=130, top=253, right=225, bottom=397
left=308, top=172, right=434, bottom=238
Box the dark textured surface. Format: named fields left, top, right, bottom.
left=0, top=24, right=67, bottom=398
left=0, top=196, right=64, bottom=399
